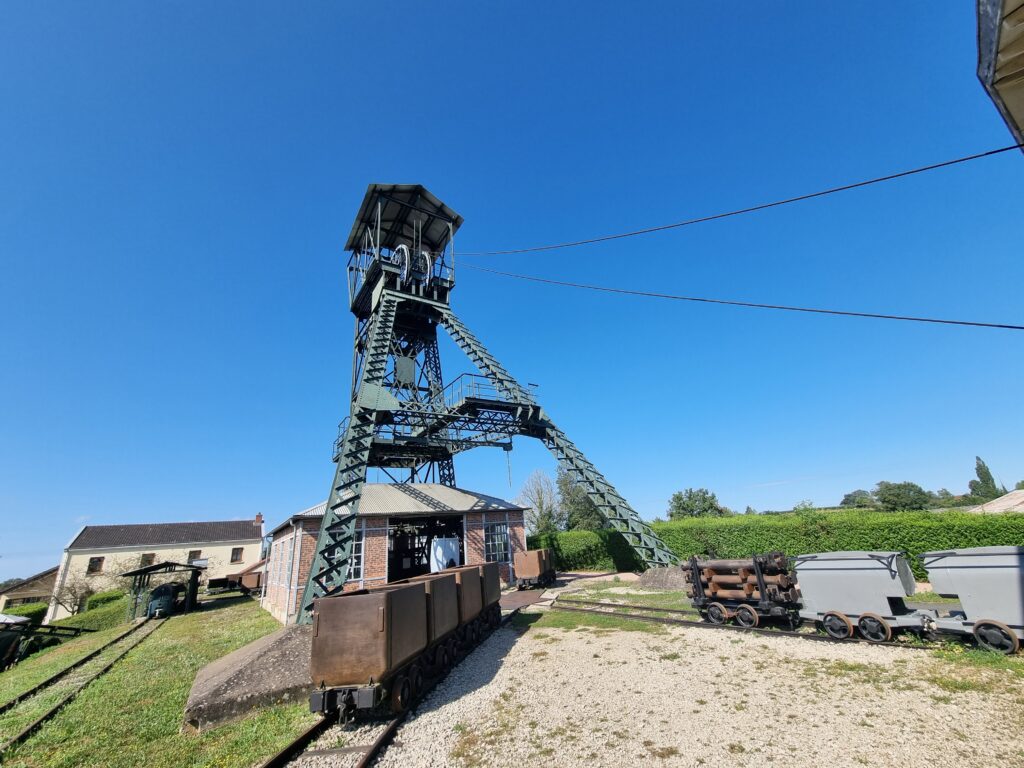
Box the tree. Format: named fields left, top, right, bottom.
left=874, top=481, right=930, bottom=512
left=839, top=490, right=874, bottom=509
left=743, top=506, right=757, bottom=515
left=517, top=471, right=565, bottom=534
left=968, top=456, right=1005, bottom=502
left=556, top=467, right=604, bottom=531
left=667, top=488, right=730, bottom=519
left=1016, top=480, right=1024, bottom=491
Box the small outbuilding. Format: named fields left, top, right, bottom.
left=261, top=484, right=526, bottom=624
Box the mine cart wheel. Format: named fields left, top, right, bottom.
left=822, top=612, right=854, bottom=640
left=706, top=602, right=729, bottom=625
left=390, top=675, right=412, bottom=713
left=973, top=621, right=1020, bottom=655
left=785, top=615, right=804, bottom=631
left=491, top=605, right=502, bottom=629
left=857, top=613, right=892, bottom=643
left=410, top=665, right=424, bottom=699
left=733, top=605, right=759, bottom=628
left=437, top=644, right=450, bottom=671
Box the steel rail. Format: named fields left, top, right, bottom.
left=0, top=620, right=147, bottom=716
left=258, top=608, right=523, bottom=768
left=0, top=618, right=165, bottom=757
left=551, top=598, right=932, bottom=651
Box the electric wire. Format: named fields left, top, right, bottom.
left=460, top=263, right=1024, bottom=331
left=460, top=143, right=1024, bottom=256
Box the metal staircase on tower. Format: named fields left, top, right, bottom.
left=298, top=184, right=676, bottom=622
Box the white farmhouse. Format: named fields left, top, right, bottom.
left=46, top=516, right=264, bottom=622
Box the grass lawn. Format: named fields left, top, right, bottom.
left=51, top=597, right=132, bottom=631
left=4, top=597, right=316, bottom=768
left=0, top=624, right=132, bottom=709
left=512, top=607, right=667, bottom=635
left=566, top=580, right=693, bottom=611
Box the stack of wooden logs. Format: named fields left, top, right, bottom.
left=684, top=554, right=799, bottom=604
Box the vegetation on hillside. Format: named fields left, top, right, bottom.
left=4, top=597, right=314, bottom=768
left=530, top=509, right=1024, bottom=578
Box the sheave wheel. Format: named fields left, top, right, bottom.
left=822, top=611, right=854, bottom=640
left=974, top=621, right=1020, bottom=654
left=857, top=613, right=892, bottom=643
left=733, top=605, right=759, bottom=628
left=390, top=675, right=411, bottom=713
left=706, top=602, right=729, bottom=625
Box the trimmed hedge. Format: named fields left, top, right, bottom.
left=55, top=596, right=129, bottom=631
left=4, top=602, right=48, bottom=625
left=529, top=511, right=1024, bottom=579
left=86, top=589, right=125, bottom=611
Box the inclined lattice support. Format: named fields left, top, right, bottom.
left=439, top=310, right=677, bottom=568
left=298, top=294, right=400, bottom=621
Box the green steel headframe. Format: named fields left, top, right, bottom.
left=297, top=184, right=676, bottom=623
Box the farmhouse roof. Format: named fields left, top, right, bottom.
left=268, top=484, right=524, bottom=536
left=68, top=519, right=263, bottom=550
left=0, top=566, right=58, bottom=595
left=970, top=489, right=1024, bottom=514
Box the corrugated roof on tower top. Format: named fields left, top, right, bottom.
left=345, top=184, right=463, bottom=254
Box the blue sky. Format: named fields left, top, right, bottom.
left=1, top=4, right=1021, bottom=579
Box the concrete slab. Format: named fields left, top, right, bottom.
left=636, top=565, right=690, bottom=590
left=182, top=623, right=312, bottom=733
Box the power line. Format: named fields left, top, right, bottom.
left=461, top=264, right=1024, bottom=331
left=461, top=143, right=1024, bottom=257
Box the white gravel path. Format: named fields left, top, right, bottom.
left=373, top=615, right=1024, bottom=768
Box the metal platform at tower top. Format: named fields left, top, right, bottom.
left=298, top=183, right=677, bottom=622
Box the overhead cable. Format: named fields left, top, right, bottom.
left=461, top=264, right=1024, bottom=331
left=461, top=143, right=1023, bottom=256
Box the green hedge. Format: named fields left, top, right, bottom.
left=55, top=596, right=129, bottom=631
left=4, top=602, right=48, bottom=625
left=86, top=589, right=125, bottom=611
left=530, top=511, right=1024, bottom=579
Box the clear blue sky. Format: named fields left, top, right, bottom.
left=2, top=4, right=1022, bottom=580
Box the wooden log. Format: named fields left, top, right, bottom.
left=706, top=588, right=760, bottom=600
left=709, top=574, right=744, bottom=585
left=746, top=574, right=791, bottom=588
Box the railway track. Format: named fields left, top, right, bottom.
left=552, top=596, right=934, bottom=651
left=260, top=608, right=522, bottom=768
left=0, top=617, right=164, bottom=758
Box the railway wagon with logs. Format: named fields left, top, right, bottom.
left=309, top=562, right=502, bottom=718
left=685, top=546, right=1024, bottom=654
left=684, top=552, right=802, bottom=629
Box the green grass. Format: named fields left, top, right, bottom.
left=515, top=607, right=666, bottom=635
left=0, top=624, right=131, bottom=709
left=4, top=597, right=316, bottom=768
left=568, top=582, right=692, bottom=611
left=933, top=646, right=1024, bottom=677
left=52, top=598, right=131, bottom=632
left=905, top=591, right=960, bottom=605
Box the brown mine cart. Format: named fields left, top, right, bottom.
left=684, top=552, right=801, bottom=629
left=514, top=548, right=556, bottom=589
left=309, top=582, right=428, bottom=716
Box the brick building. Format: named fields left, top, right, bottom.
left=261, top=484, right=527, bottom=625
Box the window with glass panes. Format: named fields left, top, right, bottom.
left=483, top=521, right=510, bottom=563
left=331, top=525, right=365, bottom=580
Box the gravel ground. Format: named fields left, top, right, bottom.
left=373, top=614, right=1024, bottom=768
left=290, top=719, right=392, bottom=768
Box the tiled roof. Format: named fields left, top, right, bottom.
left=970, top=490, right=1024, bottom=513
left=68, top=520, right=262, bottom=550
left=0, top=566, right=58, bottom=595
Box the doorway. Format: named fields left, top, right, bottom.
left=387, top=515, right=464, bottom=582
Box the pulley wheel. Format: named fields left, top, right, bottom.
left=733, top=604, right=759, bottom=628
left=706, top=602, right=729, bottom=625
left=974, top=620, right=1020, bottom=654
left=857, top=613, right=892, bottom=643
left=822, top=611, right=854, bottom=640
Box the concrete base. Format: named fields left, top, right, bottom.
left=637, top=565, right=691, bottom=590
left=182, top=624, right=312, bottom=733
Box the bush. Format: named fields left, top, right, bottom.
left=527, top=529, right=641, bottom=572
left=55, top=596, right=129, bottom=631
left=4, top=602, right=48, bottom=625
left=534, top=511, right=1024, bottom=579
left=86, top=589, right=125, bottom=611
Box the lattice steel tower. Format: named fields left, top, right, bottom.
left=298, top=184, right=676, bottom=621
